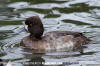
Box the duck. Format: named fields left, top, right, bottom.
left=20, top=16, right=91, bottom=52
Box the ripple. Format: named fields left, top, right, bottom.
left=8, top=2, right=29, bottom=10
left=87, top=0, right=100, bottom=7
left=20, top=11, right=45, bottom=18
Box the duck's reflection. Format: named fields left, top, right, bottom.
left=22, top=46, right=96, bottom=66
left=23, top=48, right=45, bottom=66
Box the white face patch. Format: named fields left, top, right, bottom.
left=22, top=21, right=28, bottom=32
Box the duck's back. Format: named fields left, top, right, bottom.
left=44, top=31, right=90, bottom=44
left=43, top=31, right=91, bottom=51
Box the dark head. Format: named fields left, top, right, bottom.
left=25, top=16, right=44, bottom=39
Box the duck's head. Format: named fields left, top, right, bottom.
left=24, top=16, right=44, bottom=39
left=0, top=59, right=3, bottom=66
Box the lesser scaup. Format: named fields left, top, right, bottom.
left=20, top=16, right=91, bottom=52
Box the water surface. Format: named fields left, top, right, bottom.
left=0, top=0, right=100, bottom=66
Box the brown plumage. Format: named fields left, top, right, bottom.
left=25, top=16, right=44, bottom=39
left=20, top=16, right=91, bottom=52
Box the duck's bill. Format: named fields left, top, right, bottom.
left=13, top=22, right=28, bottom=33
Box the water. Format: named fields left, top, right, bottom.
left=0, top=0, right=100, bottom=66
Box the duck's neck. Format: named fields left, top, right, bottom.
left=30, top=34, right=42, bottom=40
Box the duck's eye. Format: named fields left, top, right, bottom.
left=29, top=24, right=32, bottom=27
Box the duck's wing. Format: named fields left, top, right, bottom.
left=44, top=31, right=91, bottom=44
left=44, top=31, right=83, bottom=37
